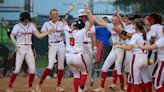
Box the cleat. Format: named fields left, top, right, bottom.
left=92, top=87, right=105, bottom=92
left=6, top=88, right=13, bottom=92
left=27, top=88, right=36, bottom=92
left=56, top=86, right=65, bottom=92
left=109, top=84, right=116, bottom=90
left=36, top=84, right=41, bottom=92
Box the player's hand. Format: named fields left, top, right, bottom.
left=48, top=29, right=56, bottom=34
left=113, top=44, right=121, bottom=48
left=16, top=46, right=21, bottom=55
left=62, top=19, right=68, bottom=26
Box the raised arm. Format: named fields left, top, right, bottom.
left=95, top=17, right=108, bottom=28
left=85, top=8, right=94, bottom=31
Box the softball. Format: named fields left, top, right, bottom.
left=148, top=58, right=154, bottom=65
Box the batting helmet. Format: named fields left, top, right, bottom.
left=72, top=18, right=85, bottom=29
left=20, top=11, right=31, bottom=21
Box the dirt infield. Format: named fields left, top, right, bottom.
left=0, top=77, right=156, bottom=92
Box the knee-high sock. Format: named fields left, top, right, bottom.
left=29, top=74, right=35, bottom=87
left=57, top=70, right=64, bottom=87
left=156, top=87, right=164, bottom=92
left=119, top=75, right=124, bottom=90
left=74, top=78, right=79, bottom=92
left=132, top=84, right=140, bottom=92
left=127, top=82, right=132, bottom=92
left=39, top=68, right=50, bottom=85
left=101, top=71, right=107, bottom=88
left=112, top=70, right=118, bottom=84
left=80, top=74, right=87, bottom=86
left=140, top=82, right=147, bottom=92
left=145, top=82, right=152, bottom=92
left=8, top=73, right=17, bottom=88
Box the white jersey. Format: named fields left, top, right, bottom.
left=64, top=26, right=86, bottom=53
left=129, top=33, right=147, bottom=54
left=125, top=24, right=135, bottom=44
left=41, top=21, right=64, bottom=43
left=106, top=23, right=123, bottom=44
left=11, top=23, right=37, bottom=45
left=83, top=21, right=96, bottom=43
left=149, top=24, right=163, bottom=40
left=155, top=37, right=164, bottom=61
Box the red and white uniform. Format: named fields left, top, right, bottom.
left=154, top=37, right=164, bottom=90
left=102, top=23, right=124, bottom=75
left=128, top=33, right=148, bottom=84
left=64, top=26, right=88, bottom=78
left=41, top=21, right=65, bottom=70
left=12, top=23, right=36, bottom=74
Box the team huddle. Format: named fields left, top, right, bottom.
left=5, top=3, right=164, bottom=92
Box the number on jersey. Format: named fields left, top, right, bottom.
left=69, top=37, right=75, bottom=46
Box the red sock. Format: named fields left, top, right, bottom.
left=132, top=84, right=140, bottom=92
left=39, top=68, right=50, bottom=85
left=145, top=82, right=152, bottom=92
left=119, top=75, right=124, bottom=90
left=156, top=87, right=164, bottom=92
left=57, top=70, right=64, bottom=87
left=74, top=78, right=79, bottom=92
left=8, top=73, right=17, bottom=88
left=112, top=70, right=118, bottom=84
left=140, top=82, right=147, bottom=92
left=80, top=74, right=87, bottom=86
left=29, top=74, right=35, bottom=87
left=101, top=71, right=107, bottom=88
left=127, top=82, right=132, bottom=92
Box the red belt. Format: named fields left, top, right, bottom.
left=50, top=41, right=61, bottom=43
left=83, top=42, right=91, bottom=44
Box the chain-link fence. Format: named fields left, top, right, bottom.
left=0, top=0, right=164, bottom=78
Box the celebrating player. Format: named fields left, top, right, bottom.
left=62, top=7, right=94, bottom=92
left=36, top=9, right=66, bottom=92
left=6, top=11, right=53, bottom=92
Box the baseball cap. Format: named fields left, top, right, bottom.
left=78, top=9, right=87, bottom=17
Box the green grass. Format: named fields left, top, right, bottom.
left=35, top=55, right=48, bottom=68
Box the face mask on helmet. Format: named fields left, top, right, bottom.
left=72, top=18, right=85, bottom=29
left=20, top=11, right=31, bottom=22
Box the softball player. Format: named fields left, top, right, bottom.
left=78, top=8, right=97, bottom=86
left=114, top=18, right=152, bottom=92
left=36, top=9, right=65, bottom=92
left=139, top=28, right=164, bottom=92
left=93, top=15, right=125, bottom=92
left=6, top=11, right=52, bottom=92
left=63, top=8, right=94, bottom=92
left=147, top=13, right=163, bottom=83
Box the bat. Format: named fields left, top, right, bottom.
left=64, top=3, right=76, bottom=20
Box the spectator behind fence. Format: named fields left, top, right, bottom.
left=95, top=16, right=112, bottom=69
